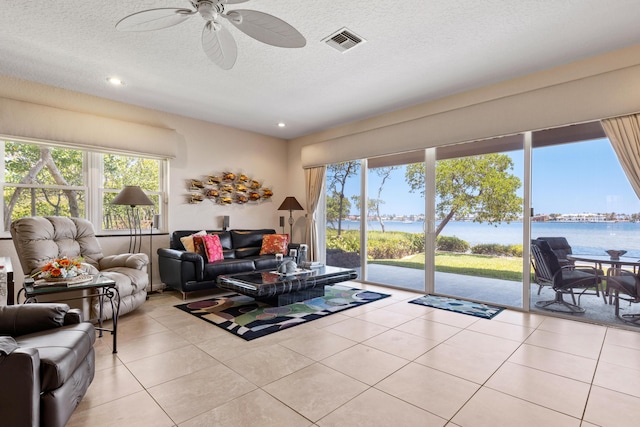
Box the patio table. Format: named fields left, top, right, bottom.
left=567, top=254, right=640, bottom=303
left=567, top=254, right=640, bottom=270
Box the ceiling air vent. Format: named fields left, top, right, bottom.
left=323, top=28, right=365, bottom=53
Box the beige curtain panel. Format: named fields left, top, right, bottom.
left=601, top=114, right=640, bottom=200
left=304, top=166, right=326, bottom=261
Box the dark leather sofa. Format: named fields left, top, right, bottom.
left=0, top=303, right=96, bottom=427
left=157, top=229, right=300, bottom=297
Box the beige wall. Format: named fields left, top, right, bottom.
left=290, top=44, right=640, bottom=169
left=0, top=76, right=290, bottom=296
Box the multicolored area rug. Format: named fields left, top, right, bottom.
left=175, top=284, right=391, bottom=341
left=409, top=295, right=504, bottom=319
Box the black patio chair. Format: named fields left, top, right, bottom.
left=605, top=268, right=640, bottom=325
left=531, top=239, right=600, bottom=313
left=536, top=237, right=574, bottom=267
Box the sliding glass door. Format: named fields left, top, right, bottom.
left=365, top=153, right=426, bottom=291
left=433, top=136, right=525, bottom=308
left=530, top=124, right=640, bottom=321
left=322, top=120, right=640, bottom=324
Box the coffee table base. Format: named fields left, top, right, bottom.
left=258, top=286, right=325, bottom=306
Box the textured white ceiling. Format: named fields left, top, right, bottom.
left=1, top=0, right=640, bottom=139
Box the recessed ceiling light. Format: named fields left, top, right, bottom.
left=277, top=122, right=286, bottom=128
left=107, top=77, right=124, bottom=86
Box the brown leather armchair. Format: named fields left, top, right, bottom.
left=0, top=303, right=96, bottom=427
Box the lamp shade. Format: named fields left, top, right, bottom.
left=277, top=196, right=304, bottom=211
left=111, top=186, right=154, bottom=207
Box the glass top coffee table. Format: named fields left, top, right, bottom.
left=217, top=265, right=358, bottom=306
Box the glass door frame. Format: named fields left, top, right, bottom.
left=423, top=134, right=533, bottom=311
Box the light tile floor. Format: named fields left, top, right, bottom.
left=68, top=282, right=640, bottom=427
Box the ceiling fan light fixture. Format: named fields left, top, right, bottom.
left=116, top=0, right=306, bottom=70
left=277, top=122, right=286, bottom=128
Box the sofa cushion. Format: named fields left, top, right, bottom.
left=235, top=247, right=261, bottom=259
left=260, top=234, right=289, bottom=255
left=252, top=256, right=280, bottom=271
left=209, top=231, right=232, bottom=250
left=203, top=259, right=256, bottom=281
left=15, top=322, right=96, bottom=391
left=231, top=229, right=275, bottom=250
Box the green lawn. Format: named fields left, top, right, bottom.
left=369, top=252, right=524, bottom=281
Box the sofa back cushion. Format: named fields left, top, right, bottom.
left=10, top=216, right=104, bottom=275
left=231, top=229, right=275, bottom=258
left=170, top=230, right=231, bottom=251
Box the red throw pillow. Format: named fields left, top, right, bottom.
left=201, top=234, right=224, bottom=262
left=192, top=235, right=207, bottom=259
left=259, top=234, right=289, bottom=255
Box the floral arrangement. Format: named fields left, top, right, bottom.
left=36, top=257, right=85, bottom=280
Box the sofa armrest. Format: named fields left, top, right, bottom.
left=157, top=248, right=205, bottom=283
left=99, top=253, right=149, bottom=271
left=0, top=347, right=41, bottom=427
left=0, top=304, right=70, bottom=336
left=64, top=308, right=84, bottom=325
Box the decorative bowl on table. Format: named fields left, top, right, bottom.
left=606, top=250, right=627, bottom=260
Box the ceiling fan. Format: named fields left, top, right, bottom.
left=115, top=0, right=306, bottom=70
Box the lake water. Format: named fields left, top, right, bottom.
left=337, top=220, right=640, bottom=258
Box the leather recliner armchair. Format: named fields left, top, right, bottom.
left=0, top=303, right=96, bottom=427
left=11, top=216, right=149, bottom=319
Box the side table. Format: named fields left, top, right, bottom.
left=21, top=275, right=120, bottom=353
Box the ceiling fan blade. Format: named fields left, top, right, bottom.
left=115, top=8, right=195, bottom=32
left=223, top=10, right=306, bottom=48
left=219, top=0, right=250, bottom=4
left=202, top=22, right=238, bottom=70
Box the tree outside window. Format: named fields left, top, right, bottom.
left=2, top=140, right=164, bottom=233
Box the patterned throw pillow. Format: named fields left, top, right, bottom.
left=259, top=234, right=290, bottom=255
left=192, top=235, right=207, bottom=259
left=201, top=234, right=224, bottom=262
left=180, top=230, right=207, bottom=252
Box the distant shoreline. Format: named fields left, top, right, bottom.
left=332, top=220, right=640, bottom=257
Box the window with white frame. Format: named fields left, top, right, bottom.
left=1, top=139, right=166, bottom=234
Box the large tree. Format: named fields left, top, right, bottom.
left=326, top=161, right=359, bottom=235
left=3, top=144, right=83, bottom=229
left=326, top=191, right=352, bottom=229
left=371, top=166, right=397, bottom=232
left=405, top=154, right=522, bottom=236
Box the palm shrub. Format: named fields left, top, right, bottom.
left=471, top=243, right=522, bottom=257
left=436, top=235, right=470, bottom=252
left=366, top=231, right=417, bottom=259
left=326, top=229, right=360, bottom=253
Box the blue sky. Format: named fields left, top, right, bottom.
left=337, top=138, right=640, bottom=216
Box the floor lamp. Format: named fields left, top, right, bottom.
left=111, top=186, right=154, bottom=254
left=278, top=196, right=304, bottom=239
